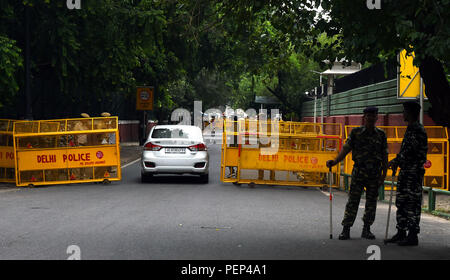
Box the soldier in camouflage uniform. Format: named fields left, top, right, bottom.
left=386, top=101, right=428, bottom=246
left=327, top=106, right=388, bottom=240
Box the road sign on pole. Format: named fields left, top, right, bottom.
left=136, top=87, right=154, bottom=111
left=397, top=50, right=427, bottom=100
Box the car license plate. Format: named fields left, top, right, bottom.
left=165, top=148, right=185, bottom=154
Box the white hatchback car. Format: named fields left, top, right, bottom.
left=141, top=125, right=209, bottom=183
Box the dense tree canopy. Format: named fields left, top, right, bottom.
left=1, top=0, right=448, bottom=126
left=319, top=0, right=450, bottom=126
left=221, top=0, right=450, bottom=125
left=0, top=0, right=327, bottom=121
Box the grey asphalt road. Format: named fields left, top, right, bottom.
left=0, top=144, right=449, bottom=260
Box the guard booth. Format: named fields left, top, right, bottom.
left=13, top=117, right=121, bottom=187
left=0, top=119, right=16, bottom=183
left=344, top=125, right=449, bottom=191
left=221, top=120, right=341, bottom=188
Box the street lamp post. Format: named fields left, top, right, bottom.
left=314, top=87, right=317, bottom=124
left=310, top=70, right=324, bottom=125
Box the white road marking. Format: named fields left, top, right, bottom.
left=317, top=188, right=332, bottom=198
left=121, top=158, right=140, bottom=169
left=0, top=189, right=19, bottom=194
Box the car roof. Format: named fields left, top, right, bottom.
left=152, top=125, right=201, bottom=130
left=150, top=125, right=203, bottom=138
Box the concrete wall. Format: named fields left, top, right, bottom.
left=118, top=120, right=157, bottom=143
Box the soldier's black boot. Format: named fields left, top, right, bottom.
left=398, top=231, right=418, bottom=246
left=361, top=224, right=376, bottom=239
left=339, top=226, right=351, bottom=240
left=385, top=229, right=407, bottom=244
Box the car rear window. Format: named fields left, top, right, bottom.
left=151, top=127, right=200, bottom=139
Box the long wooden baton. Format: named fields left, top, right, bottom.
left=329, top=166, right=333, bottom=239
left=384, top=168, right=396, bottom=244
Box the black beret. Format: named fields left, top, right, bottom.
left=363, top=106, right=379, bottom=114
left=402, top=101, right=421, bottom=112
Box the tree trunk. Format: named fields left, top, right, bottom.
left=419, top=56, right=450, bottom=127
left=266, top=70, right=294, bottom=113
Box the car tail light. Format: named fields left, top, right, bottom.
left=188, top=143, right=207, bottom=151
left=144, top=161, right=155, bottom=168
left=144, top=142, right=162, bottom=151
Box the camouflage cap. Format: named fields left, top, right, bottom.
left=363, top=106, right=379, bottom=114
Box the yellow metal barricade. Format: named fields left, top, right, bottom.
left=13, top=117, right=121, bottom=187
left=344, top=126, right=449, bottom=190
left=0, top=119, right=16, bottom=183
left=221, top=120, right=341, bottom=188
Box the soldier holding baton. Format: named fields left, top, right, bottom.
left=386, top=101, right=428, bottom=246
left=327, top=106, right=388, bottom=240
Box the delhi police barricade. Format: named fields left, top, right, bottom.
left=13, top=117, right=121, bottom=187
left=344, top=125, right=449, bottom=191
left=0, top=119, right=16, bottom=183
left=221, top=119, right=341, bottom=188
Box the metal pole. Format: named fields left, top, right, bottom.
left=384, top=169, right=396, bottom=244
left=419, top=77, right=424, bottom=124
left=142, top=111, right=148, bottom=145
left=328, top=75, right=334, bottom=117
left=314, top=87, right=317, bottom=124
left=321, top=75, right=324, bottom=125
left=329, top=167, right=333, bottom=239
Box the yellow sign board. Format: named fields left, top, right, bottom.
left=17, top=146, right=118, bottom=171
left=398, top=49, right=427, bottom=99
left=136, top=87, right=154, bottom=111
left=241, top=150, right=330, bottom=172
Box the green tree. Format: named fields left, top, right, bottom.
left=318, top=0, right=450, bottom=126
left=220, top=0, right=450, bottom=126
left=0, top=0, right=183, bottom=119
left=0, top=35, right=22, bottom=109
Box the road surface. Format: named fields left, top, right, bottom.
left=0, top=144, right=449, bottom=260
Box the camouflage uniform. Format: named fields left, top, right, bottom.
left=390, top=122, right=428, bottom=234
left=342, top=126, right=388, bottom=227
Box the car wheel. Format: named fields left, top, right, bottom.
left=199, top=173, right=209, bottom=184
left=141, top=173, right=153, bottom=183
